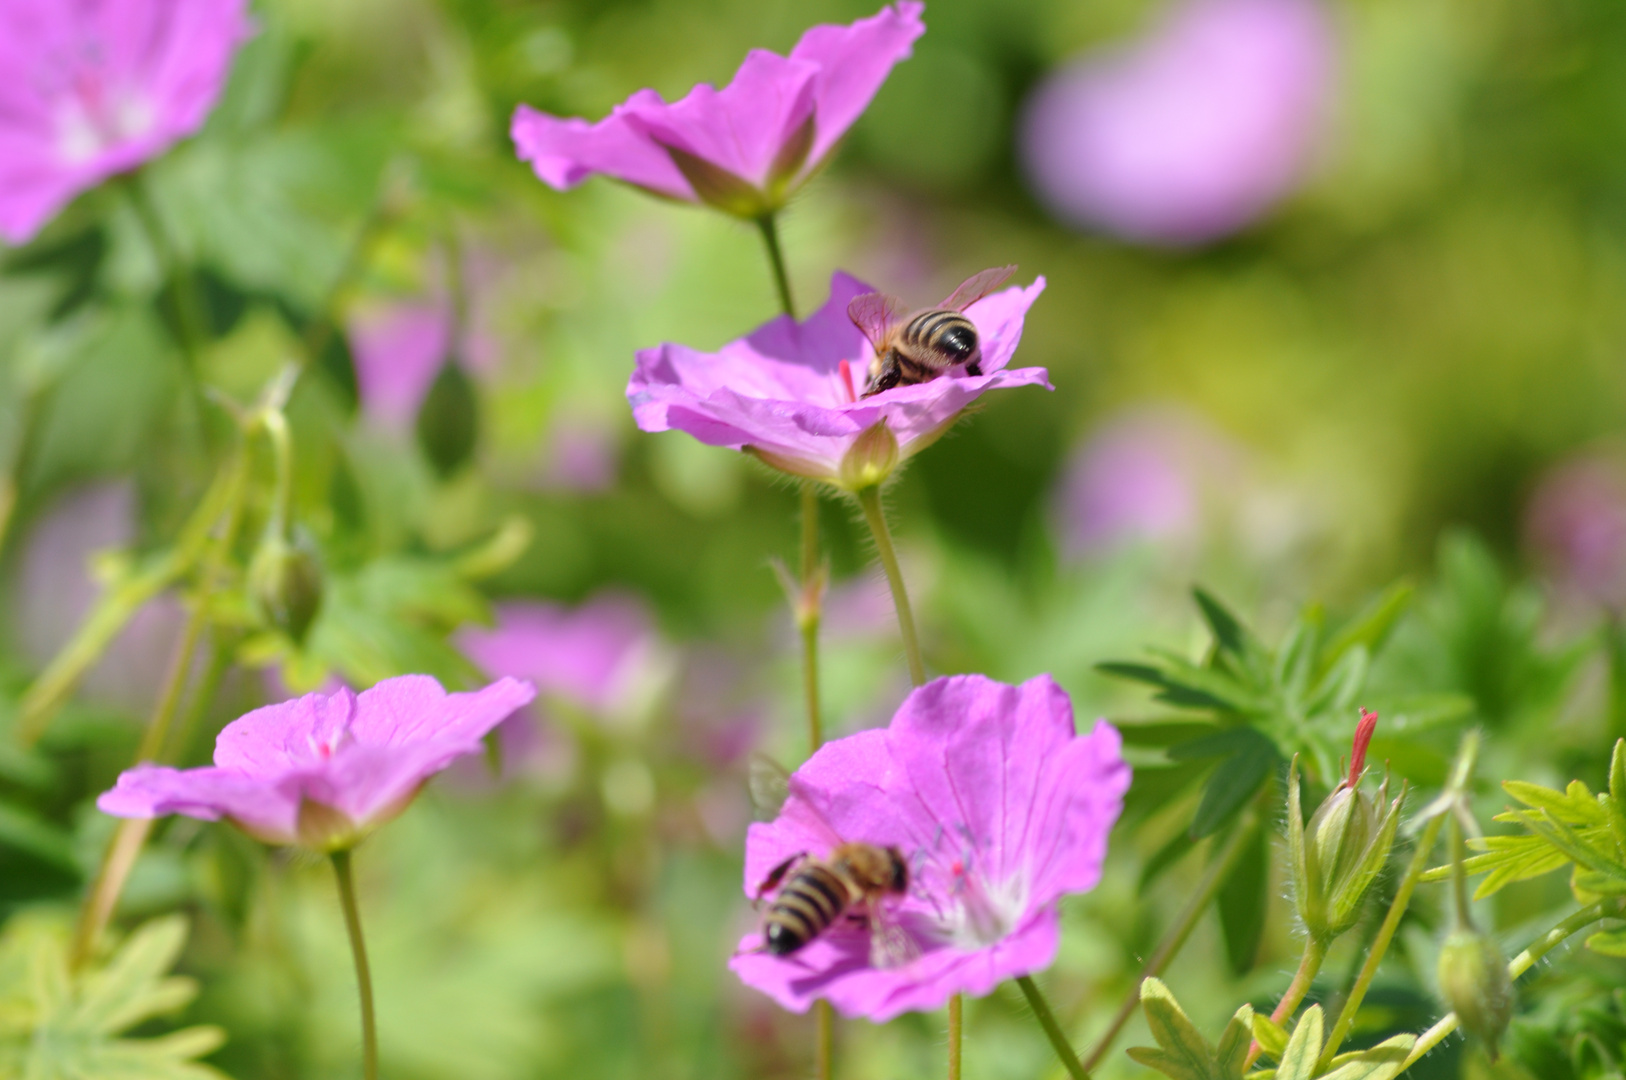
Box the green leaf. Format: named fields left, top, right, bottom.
left=1130, top=978, right=1218, bottom=1080
left=0, top=801, right=78, bottom=872
left=1319, top=1034, right=1416, bottom=1080
left=1215, top=1004, right=1255, bottom=1080
left=1195, top=588, right=1249, bottom=658
left=1191, top=729, right=1277, bottom=839
left=1503, top=780, right=1608, bottom=826
left=1274, top=1005, right=1324, bottom=1080
left=1251, top=1014, right=1289, bottom=1060
left=1140, top=829, right=1198, bottom=895
left=1116, top=720, right=1222, bottom=748
left=1584, top=928, right=1626, bottom=956
left=0, top=912, right=228, bottom=1079
left=1318, top=581, right=1414, bottom=680
left=1217, top=824, right=1268, bottom=975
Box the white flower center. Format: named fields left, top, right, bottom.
left=51, top=64, right=155, bottom=164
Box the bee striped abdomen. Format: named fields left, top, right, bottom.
left=764, top=863, right=854, bottom=955
left=902, top=310, right=978, bottom=363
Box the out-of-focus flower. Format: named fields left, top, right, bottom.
left=730, top=674, right=1129, bottom=1020
left=457, top=594, right=672, bottom=724
left=98, top=675, right=534, bottom=850
left=346, top=298, right=497, bottom=430
left=512, top=3, right=924, bottom=217
left=1524, top=452, right=1626, bottom=614
left=0, top=0, right=252, bottom=244
left=629, top=272, right=1048, bottom=489
left=1020, top=0, right=1334, bottom=245
left=9, top=483, right=184, bottom=712
left=536, top=419, right=621, bottom=492
left=1055, top=405, right=1247, bottom=558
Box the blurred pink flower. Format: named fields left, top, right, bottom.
left=98, top=675, right=534, bottom=850
left=1055, top=405, right=1246, bottom=558
left=1525, top=453, right=1626, bottom=614
left=1020, top=0, right=1334, bottom=245
left=457, top=594, right=665, bottom=719
left=629, top=271, right=1048, bottom=487
left=0, top=0, right=252, bottom=244
left=346, top=298, right=497, bottom=429
left=536, top=419, right=620, bottom=492
left=511, top=3, right=924, bottom=216
left=730, top=674, right=1128, bottom=1020
left=8, top=483, right=184, bottom=712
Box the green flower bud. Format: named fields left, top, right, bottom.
left=248, top=532, right=323, bottom=644
left=837, top=419, right=899, bottom=492
left=1289, top=710, right=1404, bottom=942
left=416, top=359, right=479, bottom=478
left=1437, top=928, right=1513, bottom=1059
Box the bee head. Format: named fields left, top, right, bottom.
left=885, top=847, right=909, bottom=894
left=937, top=323, right=979, bottom=366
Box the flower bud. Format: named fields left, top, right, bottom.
left=838, top=420, right=899, bottom=491
left=1437, top=928, right=1512, bottom=1058
left=248, top=532, right=323, bottom=644
left=416, top=359, right=479, bottom=477
left=1289, top=710, right=1403, bottom=942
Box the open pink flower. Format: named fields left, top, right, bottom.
left=1020, top=0, right=1333, bottom=245
left=511, top=3, right=924, bottom=216
left=0, top=0, right=253, bottom=244
left=730, top=674, right=1129, bottom=1021
left=628, top=271, right=1049, bottom=488
left=98, top=675, right=534, bottom=850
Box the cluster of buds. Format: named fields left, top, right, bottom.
left=1288, top=709, right=1404, bottom=943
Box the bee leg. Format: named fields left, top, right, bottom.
left=863, top=357, right=903, bottom=398
left=845, top=911, right=871, bottom=928
left=754, top=853, right=807, bottom=902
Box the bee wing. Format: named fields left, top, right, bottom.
left=847, top=292, right=906, bottom=354
left=939, top=265, right=1017, bottom=312
left=866, top=900, right=921, bottom=970
left=747, top=753, right=792, bottom=823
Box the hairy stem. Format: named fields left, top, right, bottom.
left=1396, top=897, right=1626, bottom=1074
left=948, top=993, right=963, bottom=1080
left=1079, top=812, right=1260, bottom=1074
left=855, top=486, right=925, bottom=687
left=756, top=213, right=796, bottom=319
left=332, top=850, right=379, bottom=1080
left=1018, top=976, right=1091, bottom=1080
left=1318, top=813, right=1446, bottom=1068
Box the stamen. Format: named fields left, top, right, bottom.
left=1348, top=708, right=1379, bottom=788
left=837, top=359, right=858, bottom=404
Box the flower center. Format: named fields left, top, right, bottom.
left=49, top=51, right=155, bottom=165
left=915, top=834, right=1026, bottom=950
left=837, top=359, right=859, bottom=405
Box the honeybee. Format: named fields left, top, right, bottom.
left=848, top=265, right=1016, bottom=397
left=746, top=754, right=919, bottom=968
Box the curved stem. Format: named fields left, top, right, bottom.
left=948, top=993, right=963, bottom=1080
left=1079, top=812, right=1260, bottom=1074
left=332, top=850, right=379, bottom=1080
left=855, top=486, right=925, bottom=687
left=1317, top=812, right=1446, bottom=1069
left=1017, top=976, right=1091, bottom=1080
left=756, top=213, right=796, bottom=319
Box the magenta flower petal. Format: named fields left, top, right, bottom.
left=98, top=675, right=535, bottom=848
left=730, top=674, right=1129, bottom=1021
left=0, top=0, right=253, bottom=244
left=1020, top=0, right=1334, bottom=245
left=511, top=3, right=924, bottom=211
left=629, top=272, right=1050, bottom=485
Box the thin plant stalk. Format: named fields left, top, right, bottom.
left=1078, top=812, right=1261, bottom=1074
left=1317, top=813, right=1446, bottom=1069
left=855, top=486, right=925, bottom=687
left=756, top=212, right=796, bottom=318
left=1017, top=976, right=1091, bottom=1080
left=1396, top=897, right=1626, bottom=1074
left=815, top=1001, right=833, bottom=1080
left=948, top=993, right=963, bottom=1080
left=1240, top=936, right=1330, bottom=1069
left=332, top=850, right=380, bottom=1080
left=799, top=485, right=824, bottom=754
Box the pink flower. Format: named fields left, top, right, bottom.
left=456, top=594, right=667, bottom=719
left=1525, top=452, right=1626, bottom=614
left=1020, top=0, right=1334, bottom=245
left=730, top=674, right=1129, bottom=1020
left=0, top=0, right=252, bottom=244
left=511, top=3, right=924, bottom=216
left=628, top=271, right=1049, bottom=488
left=346, top=298, right=497, bottom=430
left=97, top=676, right=535, bottom=850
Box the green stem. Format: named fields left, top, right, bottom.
left=815, top=999, right=833, bottom=1080
left=1017, top=976, right=1091, bottom=1080
left=756, top=213, right=796, bottom=318
left=855, top=486, right=925, bottom=687
left=948, top=992, right=963, bottom=1080
left=1079, top=812, right=1260, bottom=1075
left=125, top=174, right=207, bottom=398
left=332, top=850, right=380, bottom=1080
left=1396, top=897, right=1626, bottom=1074
left=1317, top=812, right=1447, bottom=1069
left=1244, top=936, right=1329, bottom=1069
left=799, top=485, right=823, bottom=754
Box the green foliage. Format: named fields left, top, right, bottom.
left=1244, top=1005, right=1414, bottom=1080
left=0, top=913, right=226, bottom=1079
left=1127, top=977, right=1254, bottom=1080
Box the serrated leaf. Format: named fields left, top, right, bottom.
left=1191, top=730, right=1277, bottom=839
left=1584, top=928, right=1626, bottom=956
left=1503, top=780, right=1607, bottom=826
left=1215, top=1005, right=1255, bottom=1080
left=1252, top=1014, right=1289, bottom=1060
left=1132, top=978, right=1217, bottom=1080
left=1318, top=582, right=1413, bottom=680
left=1195, top=588, right=1249, bottom=658
left=1275, top=1005, right=1324, bottom=1080
left=1319, top=1034, right=1416, bottom=1080
left=1217, top=825, right=1268, bottom=975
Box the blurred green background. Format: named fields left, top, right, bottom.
left=5, top=0, right=1626, bottom=1078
